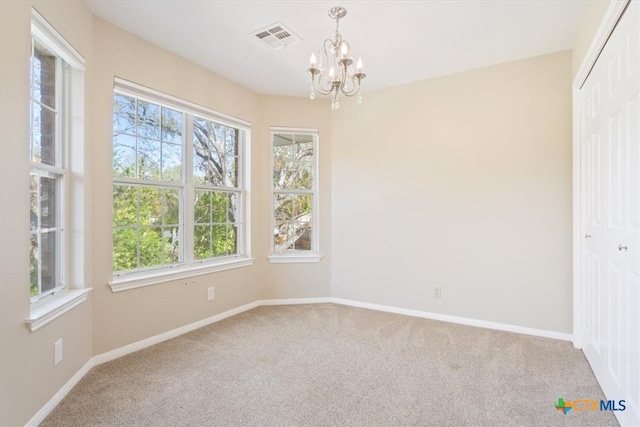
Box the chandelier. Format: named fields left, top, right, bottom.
left=307, top=6, right=366, bottom=110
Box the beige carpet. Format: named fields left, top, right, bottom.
left=42, top=303, right=618, bottom=426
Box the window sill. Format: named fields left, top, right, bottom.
left=26, top=288, right=92, bottom=332
left=268, top=254, right=323, bottom=264
left=109, top=257, right=255, bottom=292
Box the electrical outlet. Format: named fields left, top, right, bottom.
left=54, top=339, right=63, bottom=365
left=207, top=286, right=215, bottom=301
left=434, top=286, right=442, bottom=299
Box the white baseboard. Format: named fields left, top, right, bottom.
left=257, top=297, right=333, bottom=306
left=331, top=297, right=573, bottom=342
left=25, top=359, right=94, bottom=427
left=30, top=295, right=571, bottom=425
left=92, top=300, right=260, bottom=365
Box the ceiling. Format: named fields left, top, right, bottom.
left=85, top=0, right=590, bottom=97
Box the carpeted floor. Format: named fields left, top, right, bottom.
left=42, top=303, right=618, bottom=426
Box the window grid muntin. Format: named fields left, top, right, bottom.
left=29, top=34, right=68, bottom=301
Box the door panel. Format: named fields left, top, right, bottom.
left=580, top=2, right=639, bottom=426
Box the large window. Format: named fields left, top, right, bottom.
left=112, top=80, right=250, bottom=287
left=269, top=129, right=320, bottom=263
left=29, top=29, right=68, bottom=299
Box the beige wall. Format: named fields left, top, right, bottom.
left=0, top=1, right=94, bottom=426
left=572, top=0, right=614, bottom=78
left=331, top=51, right=574, bottom=333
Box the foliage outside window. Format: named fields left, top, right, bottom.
left=29, top=36, right=67, bottom=299
left=112, top=84, right=248, bottom=279
left=270, top=130, right=319, bottom=260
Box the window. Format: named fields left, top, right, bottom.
left=111, top=79, right=251, bottom=289
left=269, top=129, right=321, bottom=263
left=25, top=9, right=90, bottom=331
left=29, top=27, right=68, bottom=300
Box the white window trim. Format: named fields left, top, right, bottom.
left=109, top=258, right=255, bottom=292
left=26, top=289, right=91, bottom=332
left=26, top=9, right=89, bottom=332
left=269, top=127, right=321, bottom=263
left=110, top=79, right=253, bottom=291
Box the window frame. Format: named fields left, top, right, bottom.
left=29, top=15, right=73, bottom=302
left=268, top=127, right=321, bottom=263
left=26, top=8, right=91, bottom=332
left=110, top=78, right=253, bottom=292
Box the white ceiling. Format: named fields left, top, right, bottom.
left=85, top=0, right=590, bottom=97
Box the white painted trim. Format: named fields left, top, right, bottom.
left=573, top=0, right=630, bottom=89
left=25, top=358, right=94, bottom=427
left=257, top=297, right=333, bottom=306
left=92, top=300, right=259, bottom=365
left=330, top=298, right=573, bottom=342
left=268, top=255, right=323, bottom=264
left=31, top=8, right=85, bottom=69
left=25, top=289, right=91, bottom=332
left=109, top=258, right=255, bottom=292
left=571, top=0, right=629, bottom=350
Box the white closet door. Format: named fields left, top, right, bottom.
left=580, top=2, right=639, bottom=426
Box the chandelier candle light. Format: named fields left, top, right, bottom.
left=307, top=6, right=366, bottom=110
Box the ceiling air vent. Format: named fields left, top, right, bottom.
left=252, top=23, right=301, bottom=50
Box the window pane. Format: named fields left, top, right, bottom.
left=30, top=174, right=38, bottom=231
left=113, top=185, right=137, bottom=227
left=274, top=194, right=292, bottom=223
left=212, top=224, right=227, bottom=256
left=161, top=142, right=182, bottom=182
left=113, top=133, right=136, bottom=178
left=273, top=143, right=293, bottom=190
left=194, top=191, right=211, bottom=224
left=113, top=227, right=138, bottom=272
left=30, top=233, right=38, bottom=296
left=33, top=41, right=56, bottom=109
left=39, top=176, right=57, bottom=229
left=225, top=155, right=238, bottom=187
left=194, top=224, right=211, bottom=260
left=161, top=107, right=182, bottom=143
left=228, top=192, right=239, bottom=223
left=212, top=192, right=227, bottom=223
left=193, top=117, right=239, bottom=188
left=225, top=127, right=238, bottom=157
left=293, top=194, right=312, bottom=218
left=136, top=101, right=160, bottom=139
left=293, top=222, right=312, bottom=251
left=228, top=224, right=237, bottom=255
left=274, top=221, right=293, bottom=251
left=113, top=94, right=136, bottom=135
left=31, top=101, right=56, bottom=165
left=137, top=138, right=161, bottom=180
left=162, top=189, right=180, bottom=225
left=139, top=187, right=161, bottom=226
left=139, top=227, right=162, bottom=268
left=162, top=226, right=180, bottom=264
left=40, top=230, right=57, bottom=293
